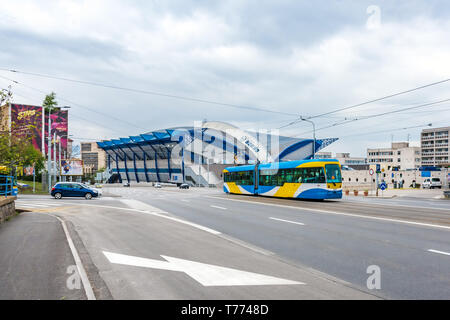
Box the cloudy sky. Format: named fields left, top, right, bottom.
left=0, top=0, right=449, bottom=157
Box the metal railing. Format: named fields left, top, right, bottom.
left=0, top=175, right=14, bottom=197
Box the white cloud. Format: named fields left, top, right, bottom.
left=0, top=1, right=449, bottom=157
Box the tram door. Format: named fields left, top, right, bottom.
left=254, top=162, right=260, bottom=194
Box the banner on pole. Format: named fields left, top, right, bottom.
left=60, top=159, right=83, bottom=176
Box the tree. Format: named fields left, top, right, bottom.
left=43, top=92, right=58, bottom=112
left=0, top=87, right=45, bottom=177
left=0, top=120, right=45, bottom=177
left=0, top=85, right=12, bottom=106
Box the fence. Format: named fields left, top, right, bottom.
left=0, top=175, right=14, bottom=197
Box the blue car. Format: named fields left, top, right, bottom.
left=51, top=182, right=99, bottom=200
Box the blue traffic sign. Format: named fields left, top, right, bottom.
left=379, top=182, right=387, bottom=191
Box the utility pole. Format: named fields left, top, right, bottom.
left=301, top=116, right=316, bottom=159
left=58, top=138, right=61, bottom=182
left=207, top=158, right=210, bottom=187
left=33, top=163, right=35, bottom=193
left=53, top=132, right=57, bottom=186
left=47, top=108, right=52, bottom=193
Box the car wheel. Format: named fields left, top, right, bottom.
left=54, top=192, right=62, bottom=199
left=85, top=193, right=93, bottom=200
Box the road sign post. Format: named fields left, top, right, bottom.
left=375, top=164, right=381, bottom=197
left=369, top=168, right=375, bottom=196
left=379, top=181, right=387, bottom=197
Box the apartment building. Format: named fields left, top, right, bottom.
left=81, top=141, right=107, bottom=174
left=367, top=142, right=421, bottom=170
left=315, top=152, right=332, bottom=159
left=421, top=126, right=450, bottom=167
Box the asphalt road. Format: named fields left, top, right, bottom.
left=11, top=194, right=376, bottom=300
left=9, top=188, right=450, bottom=299
left=103, top=187, right=450, bottom=299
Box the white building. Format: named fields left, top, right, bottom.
left=367, top=142, right=421, bottom=171
left=421, top=126, right=449, bottom=167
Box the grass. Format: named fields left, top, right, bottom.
left=17, top=180, right=49, bottom=195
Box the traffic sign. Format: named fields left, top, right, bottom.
left=376, top=164, right=381, bottom=173
left=369, top=169, right=374, bottom=176
left=379, top=182, right=387, bottom=191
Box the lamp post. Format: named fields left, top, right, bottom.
left=301, top=116, right=316, bottom=159
left=47, top=105, right=71, bottom=192
left=47, top=107, right=53, bottom=193
left=58, top=130, right=73, bottom=183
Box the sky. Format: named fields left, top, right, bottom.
left=0, top=0, right=449, bottom=157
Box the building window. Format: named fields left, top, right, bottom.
left=81, top=143, right=92, bottom=152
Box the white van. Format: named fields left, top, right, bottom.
left=422, top=178, right=442, bottom=189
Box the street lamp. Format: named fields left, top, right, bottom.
left=301, top=116, right=316, bottom=159
left=47, top=105, right=71, bottom=192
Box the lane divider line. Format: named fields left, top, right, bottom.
left=270, top=217, right=305, bottom=226
left=205, top=196, right=450, bottom=231
left=211, top=205, right=227, bottom=210
left=41, top=213, right=96, bottom=300
left=428, top=249, right=450, bottom=256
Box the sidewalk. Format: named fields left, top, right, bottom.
left=346, top=188, right=448, bottom=199
left=0, top=212, right=86, bottom=300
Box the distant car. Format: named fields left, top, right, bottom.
left=51, top=182, right=99, bottom=200
left=123, top=182, right=130, bottom=187
left=423, top=178, right=442, bottom=189
left=154, top=183, right=162, bottom=188
left=179, top=183, right=190, bottom=189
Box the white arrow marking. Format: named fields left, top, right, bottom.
left=103, top=251, right=304, bottom=287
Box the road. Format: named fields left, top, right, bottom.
left=102, top=187, right=450, bottom=299
left=7, top=187, right=450, bottom=299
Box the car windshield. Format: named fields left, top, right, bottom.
left=325, top=164, right=342, bottom=183
left=432, top=178, right=440, bottom=182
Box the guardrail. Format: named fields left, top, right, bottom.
left=0, top=175, right=14, bottom=197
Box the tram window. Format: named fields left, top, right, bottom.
left=259, top=167, right=326, bottom=186
left=325, top=164, right=342, bottom=183
left=295, top=167, right=326, bottom=184
left=224, top=171, right=253, bottom=185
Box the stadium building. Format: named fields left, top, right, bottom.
left=97, top=121, right=338, bottom=186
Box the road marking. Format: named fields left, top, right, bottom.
left=428, top=249, right=450, bottom=256
left=270, top=217, right=305, bottom=226
left=41, top=214, right=96, bottom=300
left=117, top=199, right=221, bottom=235
left=181, top=199, right=190, bottom=203
left=103, top=251, right=303, bottom=287
left=206, top=196, right=450, bottom=231
left=211, top=205, right=227, bottom=210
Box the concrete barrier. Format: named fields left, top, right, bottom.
left=0, top=196, right=17, bottom=224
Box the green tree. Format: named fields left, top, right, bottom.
left=0, top=87, right=45, bottom=177
left=0, top=121, right=45, bottom=177
left=43, top=92, right=58, bottom=112
left=0, top=85, right=12, bottom=106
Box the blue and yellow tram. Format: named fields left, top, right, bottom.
left=223, top=159, right=342, bottom=200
